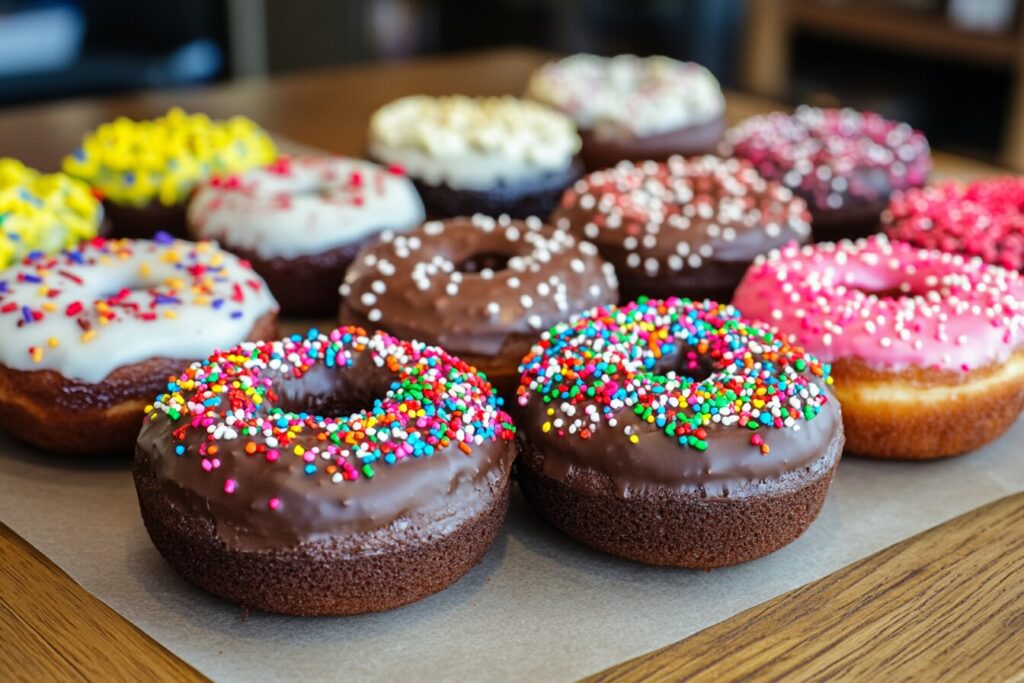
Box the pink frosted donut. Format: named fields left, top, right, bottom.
left=722, top=107, right=931, bottom=242
left=883, top=176, right=1024, bottom=271
left=733, top=235, right=1024, bottom=459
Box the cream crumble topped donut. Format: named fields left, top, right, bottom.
left=0, top=234, right=278, bottom=456
left=722, top=106, right=931, bottom=242
left=513, top=297, right=843, bottom=568
left=135, top=327, right=516, bottom=615
left=551, top=155, right=812, bottom=303
left=368, top=95, right=583, bottom=219
left=339, top=214, right=618, bottom=396
left=733, top=235, right=1024, bottom=459
left=526, top=54, right=726, bottom=170
left=188, top=156, right=425, bottom=316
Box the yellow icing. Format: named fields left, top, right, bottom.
left=0, top=158, right=102, bottom=270
left=62, top=108, right=277, bottom=208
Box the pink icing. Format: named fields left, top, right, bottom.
left=732, top=235, right=1024, bottom=371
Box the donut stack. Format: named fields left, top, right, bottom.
left=1, top=53, right=1021, bottom=619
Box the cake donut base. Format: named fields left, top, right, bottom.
left=0, top=313, right=278, bottom=456
left=134, top=454, right=512, bottom=616
left=103, top=199, right=189, bottom=240
left=514, top=429, right=844, bottom=570
left=578, top=115, right=726, bottom=171
left=834, top=350, right=1024, bottom=459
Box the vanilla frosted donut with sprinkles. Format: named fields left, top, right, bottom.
left=134, top=327, right=516, bottom=615
left=188, top=156, right=424, bottom=315
left=551, top=155, right=812, bottom=303
left=340, top=214, right=618, bottom=395
left=513, top=297, right=843, bottom=568
left=733, top=235, right=1024, bottom=459
left=722, top=106, right=931, bottom=242
left=0, top=234, right=278, bottom=455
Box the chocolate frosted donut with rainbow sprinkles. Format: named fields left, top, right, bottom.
left=0, top=234, right=278, bottom=456
left=63, top=108, right=277, bottom=239
left=188, top=156, right=425, bottom=316
left=340, top=214, right=618, bottom=396
left=368, top=95, right=583, bottom=219
left=551, top=155, right=811, bottom=303
left=734, top=236, right=1024, bottom=459
left=514, top=297, right=843, bottom=569
left=722, top=106, right=931, bottom=242
left=134, top=327, right=516, bottom=615
left=0, top=158, right=102, bottom=270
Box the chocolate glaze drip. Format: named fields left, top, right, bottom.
left=136, top=342, right=516, bottom=551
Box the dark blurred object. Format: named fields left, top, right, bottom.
left=743, top=0, right=1024, bottom=169
left=0, top=0, right=225, bottom=106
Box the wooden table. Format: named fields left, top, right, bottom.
left=1, top=48, right=1022, bottom=682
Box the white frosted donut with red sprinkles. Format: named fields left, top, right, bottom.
left=733, top=235, right=1024, bottom=459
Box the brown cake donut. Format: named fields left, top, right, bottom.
left=0, top=235, right=279, bottom=456
left=135, top=327, right=517, bottom=615
left=526, top=54, right=727, bottom=170
left=188, top=156, right=425, bottom=316
left=551, top=156, right=812, bottom=304
left=339, top=215, right=618, bottom=397
left=514, top=297, right=843, bottom=568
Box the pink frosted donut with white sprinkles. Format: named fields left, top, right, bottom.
left=722, top=106, right=931, bottom=243
left=733, top=235, right=1024, bottom=459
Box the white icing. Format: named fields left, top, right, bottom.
left=367, top=95, right=581, bottom=191
left=188, top=157, right=425, bottom=259
left=0, top=238, right=278, bottom=383
left=526, top=54, right=725, bottom=138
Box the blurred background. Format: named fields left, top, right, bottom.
left=0, top=0, right=1022, bottom=167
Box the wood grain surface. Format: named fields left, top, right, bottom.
left=587, top=492, right=1024, bottom=683
left=0, top=47, right=1017, bottom=681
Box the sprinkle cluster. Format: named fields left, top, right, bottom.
left=723, top=106, right=931, bottom=211
left=0, top=233, right=264, bottom=364
left=0, top=158, right=102, bottom=269
left=62, top=108, right=277, bottom=207
left=884, top=177, right=1024, bottom=271
left=146, top=328, right=515, bottom=488
left=554, top=155, right=811, bottom=277
left=517, top=298, right=832, bottom=454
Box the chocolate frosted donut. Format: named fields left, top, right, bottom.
left=722, top=106, right=931, bottom=242
left=0, top=235, right=279, bottom=456
left=339, top=215, right=618, bottom=396
left=551, top=156, right=811, bottom=303
left=526, top=54, right=726, bottom=170
left=135, top=327, right=516, bottom=615
left=514, top=297, right=843, bottom=568
left=188, top=156, right=425, bottom=316
left=368, top=95, right=584, bottom=219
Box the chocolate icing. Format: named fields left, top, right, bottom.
left=340, top=216, right=618, bottom=360
left=136, top=338, right=516, bottom=551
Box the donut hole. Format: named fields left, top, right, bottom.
left=651, top=347, right=717, bottom=383
left=455, top=251, right=513, bottom=274
left=855, top=285, right=907, bottom=299
left=273, top=362, right=394, bottom=418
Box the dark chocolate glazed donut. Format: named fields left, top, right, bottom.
left=513, top=297, right=844, bottom=568
left=721, top=106, right=932, bottom=242
left=135, top=327, right=516, bottom=615
left=550, top=155, right=811, bottom=304
left=340, top=215, right=618, bottom=396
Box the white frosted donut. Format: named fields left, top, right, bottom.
left=0, top=235, right=278, bottom=383
left=188, top=156, right=425, bottom=260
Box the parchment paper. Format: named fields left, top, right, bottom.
left=0, top=412, right=1021, bottom=682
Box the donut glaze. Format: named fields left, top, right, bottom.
left=340, top=215, right=618, bottom=395
left=884, top=177, right=1024, bottom=271
left=135, top=327, right=516, bottom=614
left=514, top=298, right=842, bottom=567
left=733, top=236, right=1024, bottom=458
left=551, top=156, right=812, bottom=303
left=722, top=107, right=931, bottom=242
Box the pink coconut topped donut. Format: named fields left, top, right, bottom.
left=884, top=176, right=1024, bottom=271
left=722, top=107, right=931, bottom=242
left=733, top=235, right=1024, bottom=372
